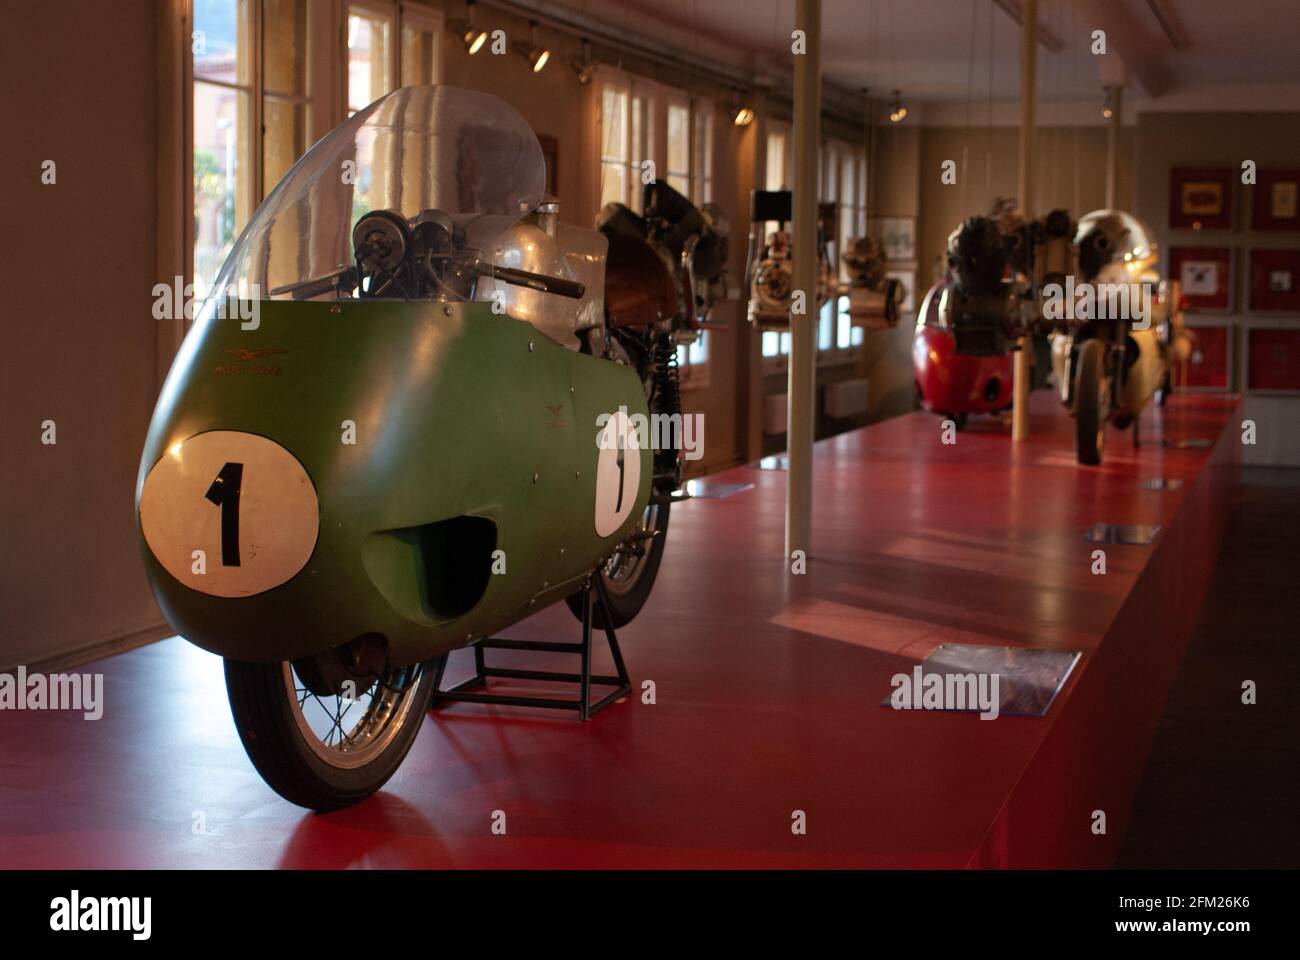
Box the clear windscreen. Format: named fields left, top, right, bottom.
left=203, top=84, right=546, bottom=310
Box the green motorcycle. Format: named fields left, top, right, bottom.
left=136, top=86, right=718, bottom=810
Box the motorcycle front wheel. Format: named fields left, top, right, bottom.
left=224, top=656, right=434, bottom=811
left=1074, top=338, right=1110, bottom=466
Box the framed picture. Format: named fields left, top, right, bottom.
left=1168, top=167, right=1233, bottom=230
left=1243, top=322, right=1300, bottom=394
left=885, top=265, right=917, bottom=313
left=1251, top=168, right=1300, bottom=231
left=1168, top=246, right=1232, bottom=312
left=1175, top=320, right=1232, bottom=392
left=1247, top=249, right=1300, bottom=313
left=869, top=216, right=916, bottom=262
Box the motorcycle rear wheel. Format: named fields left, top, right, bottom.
left=224, top=657, right=434, bottom=811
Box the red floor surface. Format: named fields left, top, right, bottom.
left=0, top=392, right=1239, bottom=869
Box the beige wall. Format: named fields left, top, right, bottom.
left=0, top=0, right=165, bottom=668
left=859, top=123, right=923, bottom=422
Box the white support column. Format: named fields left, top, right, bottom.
left=1012, top=0, right=1037, bottom=443
left=786, top=0, right=821, bottom=561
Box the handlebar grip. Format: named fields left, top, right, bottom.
left=488, top=264, right=586, bottom=300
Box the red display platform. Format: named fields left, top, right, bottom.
left=0, top=392, right=1240, bottom=869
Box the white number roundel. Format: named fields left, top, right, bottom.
left=139, top=431, right=319, bottom=597
left=594, top=410, right=641, bottom=537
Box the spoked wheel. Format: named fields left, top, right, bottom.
left=1074, top=338, right=1110, bottom=466
left=567, top=499, right=670, bottom=629
left=225, top=653, right=435, bottom=811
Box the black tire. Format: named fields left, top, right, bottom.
left=567, top=500, right=670, bottom=629
left=952, top=412, right=969, bottom=431
left=1074, top=338, right=1109, bottom=466
left=224, top=658, right=434, bottom=811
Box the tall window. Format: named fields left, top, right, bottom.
left=837, top=145, right=867, bottom=350
left=193, top=0, right=255, bottom=297
left=760, top=123, right=793, bottom=362
left=400, top=9, right=441, bottom=85
left=665, top=101, right=690, bottom=196
left=599, top=81, right=653, bottom=213
left=691, top=103, right=714, bottom=203
left=665, top=96, right=714, bottom=376
left=190, top=1, right=443, bottom=299
left=765, top=124, right=790, bottom=190
left=347, top=5, right=394, bottom=115
left=346, top=3, right=441, bottom=115
left=262, top=0, right=309, bottom=196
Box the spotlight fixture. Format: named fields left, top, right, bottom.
left=451, top=0, right=488, bottom=55
left=1101, top=86, right=1116, bottom=120
left=570, top=38, right=596, bottom=84
left=521, top=20, right=550, bottom=73
left=729, top=89, right=754, bottom=127
left=888, top=89, right=907, bottom=123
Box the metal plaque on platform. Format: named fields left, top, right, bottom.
left=1163, top=437, right=1214, bottom=449
left=880, top=644, right=1082, bottom=718
left=756, top=455, right=789, bottom=471
left=1141, top=478, right=1185, bottom=491
left=1082, top=523, right=1162, bottom=544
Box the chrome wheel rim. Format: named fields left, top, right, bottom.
left=283, top=661, right=423, bottom=770
left=601, top=503, right=660, bottom=597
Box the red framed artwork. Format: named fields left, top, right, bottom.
left=1168, top=167, right=1233, bottom=230
left=1169, top=246, right=1232, bottom=312
left=1244, top=325, right=1300, bottom=394
left=1251, top=168, right=1300, bottom=232
left=1247, top=249, right=1300, bottom=313
left=1178, top=322, right=1232, bottom=392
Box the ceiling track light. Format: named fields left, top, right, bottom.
left=888, top=89, right=907, bottom=123
left=570, top=38, right=596, bottom=84
left=522, top=20, right=550, bottom=74
left=453, top=0, right=487, bottom=55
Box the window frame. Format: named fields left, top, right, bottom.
left=184, top=0, right=444, bottom=307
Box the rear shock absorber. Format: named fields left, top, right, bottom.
left=651, top=333, right=683, bottom=490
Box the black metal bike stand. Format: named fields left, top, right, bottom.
left=429, top=576, right=631, bottom=721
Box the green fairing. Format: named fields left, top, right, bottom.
left=136, top=300, right=651, bottom=666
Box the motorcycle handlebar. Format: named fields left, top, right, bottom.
left=477, top=263, right=586, bottom=300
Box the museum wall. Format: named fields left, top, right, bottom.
left=862, top=123, right=922, bottom=424
left=0, top=0, right=166, bottom=669
left=1134, top=111, right=1300, bottom=467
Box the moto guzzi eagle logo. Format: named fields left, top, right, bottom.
left=215, top=346, right=288, bottom=375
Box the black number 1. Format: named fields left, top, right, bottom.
left=615, top=444, right=626, bottom=513
left=205, top=461, right=244, bottom=567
